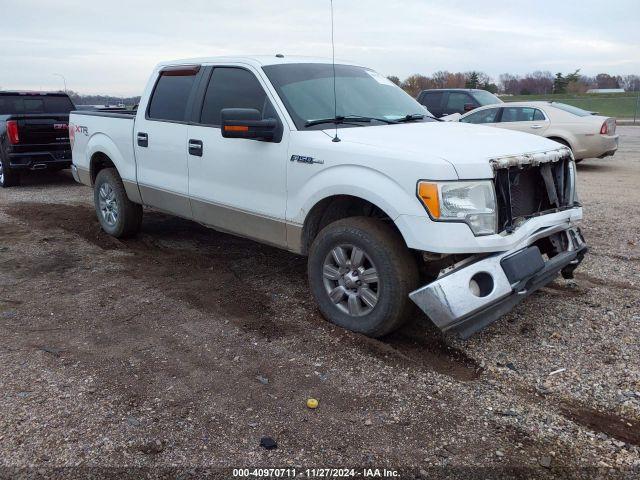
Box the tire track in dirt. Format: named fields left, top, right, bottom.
left=560, top=402, right=639, bottom=446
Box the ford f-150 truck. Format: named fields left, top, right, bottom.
left=1, top=91, right=75, bottom=187
left=70, top=56, right=587, bottom=338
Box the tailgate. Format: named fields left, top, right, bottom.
left=14, top=114, right=70, bottom=146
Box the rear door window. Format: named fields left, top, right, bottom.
left=199, top=67, right=272, bottom=126
left=501, top=107, right=544, bottom=122
left=460, top=107, right=501, bottom=124
left=147, top=68, right=199, bottom=122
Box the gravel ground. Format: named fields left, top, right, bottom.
left=0, top=127, right=638, bottom=479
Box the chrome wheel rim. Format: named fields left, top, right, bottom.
left=322, top=244, right=379, bottom=317
left=98, top=183, right=119, bottom=227
left=0, top=161, right=4, bottom=185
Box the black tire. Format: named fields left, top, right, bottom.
left=308, top=217, right=419, bottom=338
left=93, top=168, right=142, bottom=238
left=0, top=155, right=20, bottom=188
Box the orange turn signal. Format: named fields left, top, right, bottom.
left=224, top=125, right=249, bottom=132
left=417, top=182, right=440, bottom=218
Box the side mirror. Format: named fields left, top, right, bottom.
left=463, top=103, right=476, bottom=112
left=221, top=108, right=278, bottom=141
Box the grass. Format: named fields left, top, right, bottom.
left=502, top=92, right=640, bottom=119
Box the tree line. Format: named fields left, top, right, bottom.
left=64, top=91, right=141, bottom=107
left=389, top=71, right=640, bottom=97
left=6, top=69, right=638, bottom=105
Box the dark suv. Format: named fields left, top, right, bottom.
left=0, top=91, right=75, bottom=187
left=416, top=89, right=502, bottom=118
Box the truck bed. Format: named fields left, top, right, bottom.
left=69, top=109, right=138, bottom=188
left=70, top=110, right=136, bottom=119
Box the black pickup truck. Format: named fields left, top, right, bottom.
left=0, top=91, right=75, bottom=187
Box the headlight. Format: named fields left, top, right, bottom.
left=417, top=180, right=497, bottom=235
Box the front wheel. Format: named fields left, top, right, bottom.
left=94, top=168, right=142, bottom=238
left=308, top=217, right=419, bottom=338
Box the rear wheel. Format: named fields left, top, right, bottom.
left=0, top=156, right=20, bottom=188
left=94, top=168, right=142, bottom=238
left=308, top=217, right=419, bottom=337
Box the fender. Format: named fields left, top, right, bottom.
left=86, top=133, right=141, bottom=203
left=545, top=131, right=576, bottom=151
left=288, top=164, right=428, bottom=250
left=86, top=133, right=135, bottom=183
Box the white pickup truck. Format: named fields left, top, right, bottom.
left=70, top=56, right=587, bottom=338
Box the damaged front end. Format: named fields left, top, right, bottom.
left=410, top=147, right=587, bottom=338
left=493, top=148, right=578, bottom=233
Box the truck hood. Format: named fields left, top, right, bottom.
left=323, top=121, right=569, bottom=179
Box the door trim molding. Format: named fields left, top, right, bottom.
left=138, top=183, right=192, bottom=219
left=137, top=183, right=303, bottom=253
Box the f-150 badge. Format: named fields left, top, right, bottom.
left=290, top=155, right=324, bottom=165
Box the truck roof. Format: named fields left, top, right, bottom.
left=0, top=91, right=70, bottom=97
left=156, top=55, right=363, bottom=69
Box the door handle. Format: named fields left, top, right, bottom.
left=137, top=132, right=148, bottom=147
left=188, top=139, right=203, bottom=157
left=530, top=124, right=543, bottom=129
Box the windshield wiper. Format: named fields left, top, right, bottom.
left=396, top=113, right=442, bottom=123
left=305, top=115, right=397, bottom=127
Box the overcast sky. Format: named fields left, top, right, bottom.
left=1, top=0, right=638, bottom=96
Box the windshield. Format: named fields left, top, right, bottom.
left=472, top=90, right=503, bottom=106
left=262, top=63, right=433, bottom=129
left=0, top=95, right=75, bottom=115
left=550, top=102, right=592, bottom=117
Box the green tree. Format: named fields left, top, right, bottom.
left=553, top=73, right=568, bottom=94
left=465, top=71, right=480, bottom=89
left=481, top=82, right=499, bottom=93
left=565, top=69, right=581, bottom=84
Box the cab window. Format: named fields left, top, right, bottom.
left=460, top=107, right=500, bottom=124
left=200, top=68, right=275, bottom=126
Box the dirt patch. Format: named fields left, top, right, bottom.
left=3, top=202, right=122, bottom=250
left=337, top=320, right=482, bottom=381
left=561, top=403, right=639, bottom=446
left=575, top=272, right=640, bottom=292
left=539, top=284, right=584, bottom=297
left=2, top=202, right=293, bottom=340
left=385, top=322, right=482, bottom=381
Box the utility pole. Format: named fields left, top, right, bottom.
left=52, top=73, right=67, bottom=93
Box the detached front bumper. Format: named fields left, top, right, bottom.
left=409, top=225, right=587, bottom=338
